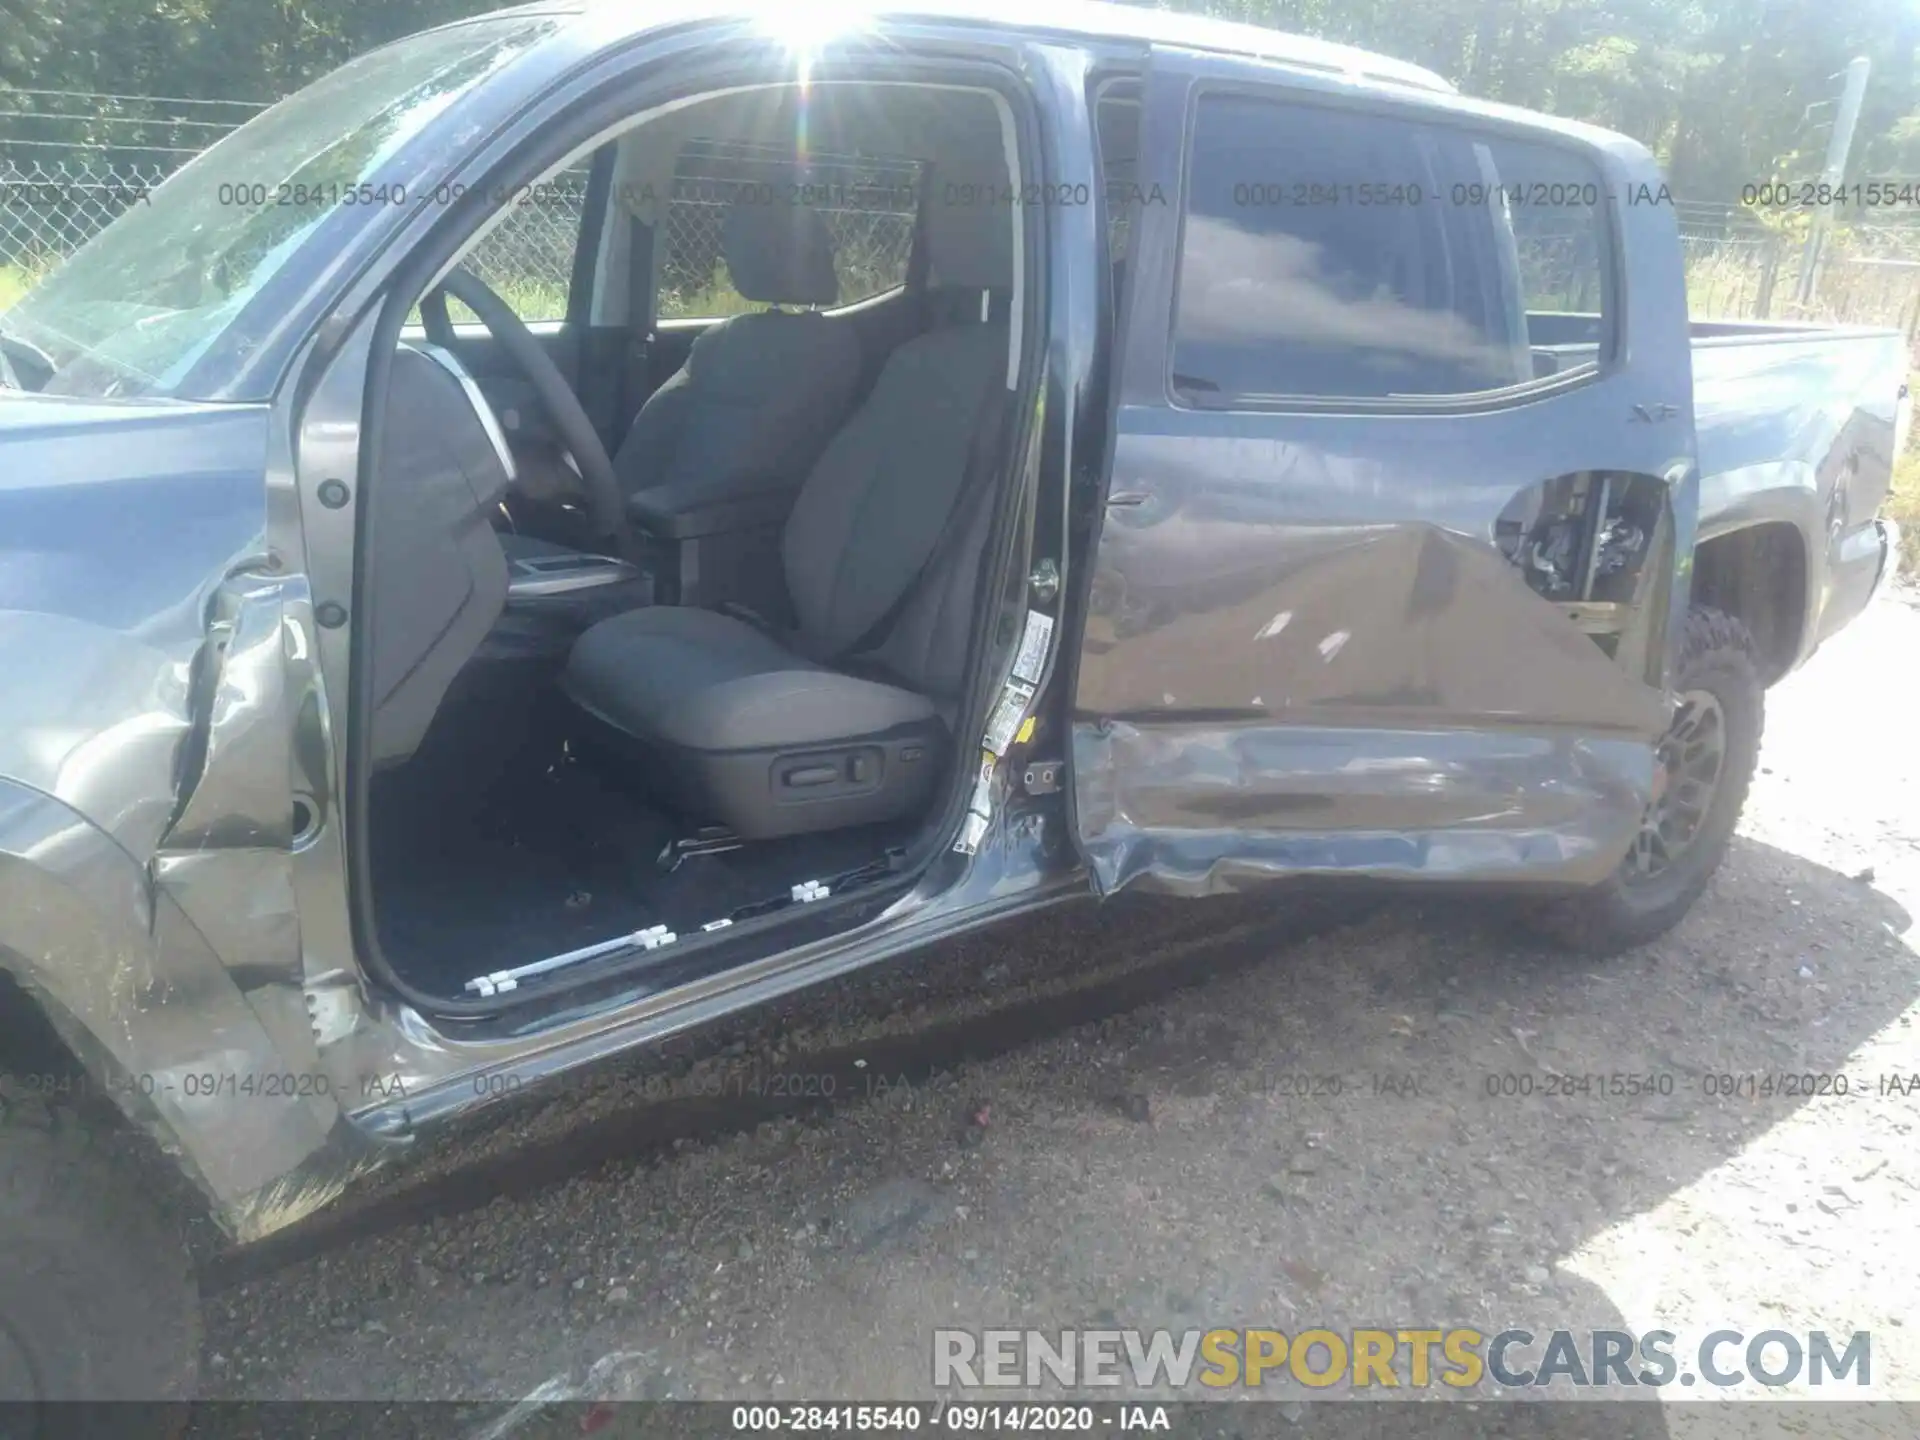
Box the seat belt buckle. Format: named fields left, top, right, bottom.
left=719, top=601, right=778, bottom=636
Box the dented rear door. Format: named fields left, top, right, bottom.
left=1071, top=49, right=1699, bottom=896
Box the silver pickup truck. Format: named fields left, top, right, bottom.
left=0, top=0, right=1905, bottom=1417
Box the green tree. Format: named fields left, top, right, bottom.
left=3, top=0, right=1916, bottom=201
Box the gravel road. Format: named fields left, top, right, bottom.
left=193, top=595, right=1920, bottom=1435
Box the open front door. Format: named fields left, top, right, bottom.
left=1071, top=48, right=1700, bottom=896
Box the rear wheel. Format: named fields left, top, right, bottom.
left=1528, top=606, right=1763, bottom=956
left=0, top=1090, right=199, bottom=1438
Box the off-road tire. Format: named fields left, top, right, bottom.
left=1527, top=605, right=1763, bottom=956
left=0, top=1091, right=199, bottom=1438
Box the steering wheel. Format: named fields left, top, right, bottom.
left=421, top=268, right=633, bottom=553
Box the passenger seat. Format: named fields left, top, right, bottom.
left=561, top=161, right=1018, bottom=842
left=500, top=188, right=862, bottom=561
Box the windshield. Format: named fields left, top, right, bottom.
left=0, top=16, right=555, bottom=400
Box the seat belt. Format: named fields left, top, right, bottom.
left=618, top=214, right=656, bottom=432
left=830, top=355, right=1013, bottom=665
left=905, top=170, right=934, bottom=335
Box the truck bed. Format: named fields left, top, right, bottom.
left=1690, top=319, right=1907, bottom=659
left=1526, top=310, right=1905, bottom=667
left=1688, top=320, right=1904, bottom=532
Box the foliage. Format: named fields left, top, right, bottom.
left=3, top=0, right=475, bottom=107
left=1890, top=421, right=1920, bottom=574
left=1180, top=0, right=1917, bottom=198
left=2, top=0, right=1916, bottom=201
left=0, top=262, right=33, bottom=309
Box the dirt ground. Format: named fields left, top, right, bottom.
left=193, top=594, right=1920, bottom=1435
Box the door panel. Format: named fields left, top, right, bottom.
left=1071, top=49, right=1699, bottom=897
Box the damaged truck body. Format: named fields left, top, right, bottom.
left=0, top=0, right=1904, bottom=1414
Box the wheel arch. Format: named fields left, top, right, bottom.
left=0, top=778, right=340, bottom=1240
left=1691, top=520, right=1809, bottom=686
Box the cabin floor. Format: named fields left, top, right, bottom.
left=368, top=679, right=908, bottom=998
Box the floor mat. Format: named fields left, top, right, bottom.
left=370, top=698, right=911, bottom=997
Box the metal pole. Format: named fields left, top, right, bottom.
left=1796, top=56, right=1871, bottom=308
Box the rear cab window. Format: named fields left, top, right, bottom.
left=1169, top=92, right=1614, bottom=408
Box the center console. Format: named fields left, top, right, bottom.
left=628, top=485, right=797, bottom=620
left=505, top=549, right=645, bottom=605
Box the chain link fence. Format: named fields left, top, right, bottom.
left=448, top=148, right=920, bottom=323
left=656, top=142, right=920, bottom=318
left=457, top=167, right=591, bottom=322
left=0, top=156, right=178, bottom=272
left=1812, top=213, right=1920, bottom=345
left=1672, top=195, right=1920, bottom=356
left=448, top=152, right=921, bottom=323
left=1676, top=204, right=1790, bottom=321
left=3, top=148, right=920, bottom=322
left=1, top=86, right=264, bottom=295
left=3, top=97, right=919, bottom=321
left=5, top=90, right=1920, bottom=350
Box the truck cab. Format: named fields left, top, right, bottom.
left=0, top=1, right=1902, bottom=1417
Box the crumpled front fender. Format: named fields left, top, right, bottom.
left=0, top=777, right=351, bottom=1239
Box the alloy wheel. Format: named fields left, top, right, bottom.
left=1626, top=688, right=1727, bottom=880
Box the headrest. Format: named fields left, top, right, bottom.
left=924, top=162, right=1017, bottom=293
left=722, top=193, right=839, bottom=306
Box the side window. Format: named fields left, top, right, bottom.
left=453, top=157, right=593, bottom=325
left=1170, top=94, right=1612, bottom=405
left=660, top=143, right=921, bottom=320
left=1503, top=163, right=1608, bottom=365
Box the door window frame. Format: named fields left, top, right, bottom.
left=1126, top=67, right=1628, bottom=420
left=290, top=32, right=1056, bottom=1021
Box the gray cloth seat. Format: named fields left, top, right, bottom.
left=563, top=317, right=1009, bottom=839
left=563, top=130, right=1019, bottom=841
left=501, top=192, right=862, bottom=565
left=518, top=198, right=864, bottom=564
left=612, top=198, right=863, bottom=514
left=568, top=605, right=939, bottom=751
